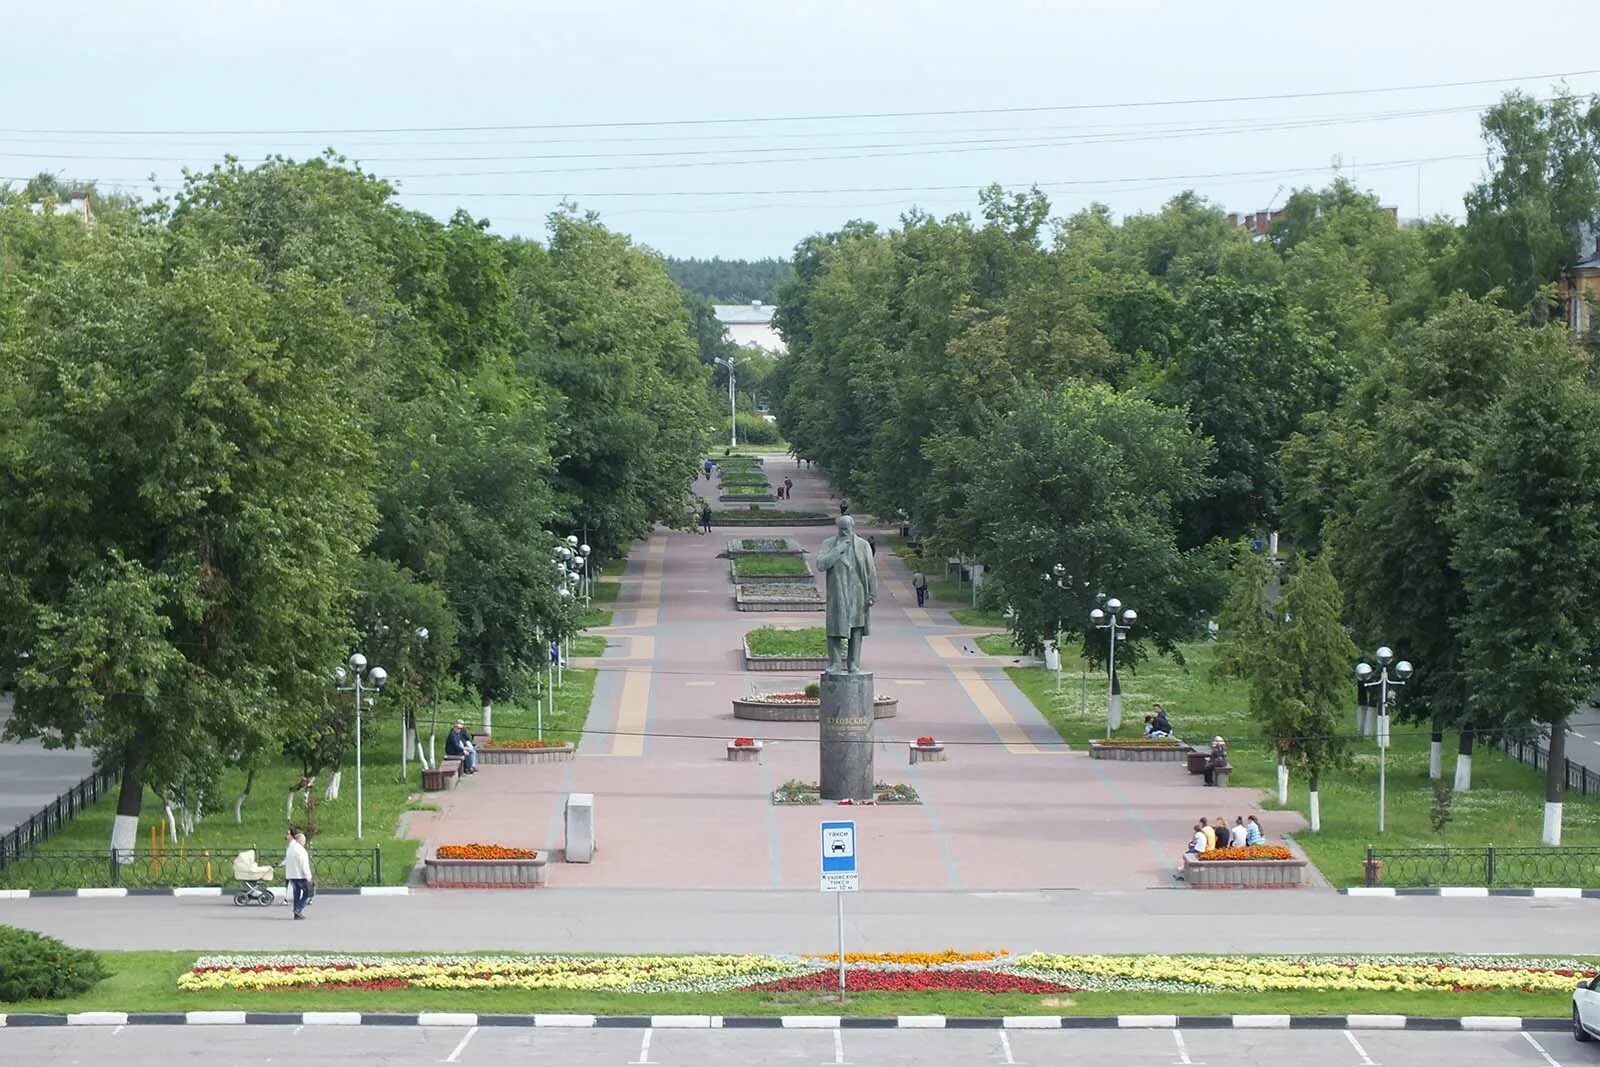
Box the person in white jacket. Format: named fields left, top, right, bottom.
left=284, top=827, right=313, bottom=919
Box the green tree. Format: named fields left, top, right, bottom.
left=1210, top=541, right=1278, bottom=684
left=1451, top=356, right=1600, bottom=845
left=0, top=232, right=375, bottom=852
left=1248, top=555, right=1358, bottom=831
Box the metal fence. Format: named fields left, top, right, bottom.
left=1495, top=733, right=1600, bottom=797
left=1365, top=845, right=1600, bottom=888
left=0, top=845, right=382, bottom=890
left=0, top=768, right=116, bottom=870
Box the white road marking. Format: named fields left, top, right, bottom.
left=1344, top=1029, right=1377, bottom=1066
left=998, top=1030, right=1019, bottom=1064
left=631, top=1029, right=654, bottom=1065
left=292, top=1025, right=303, bottom=1036
left=1522, top=1031, right=1562, bottom=1067
left=1573, top=732, right=1587, bottom=739
left=111, top=1026, right=124, bottom=1037
left=834, top=1026, right=847, bottom=1064
left=1172, top=1028, right=1205, bottom=1065
left=444, top=1026, right=478, bottom=1064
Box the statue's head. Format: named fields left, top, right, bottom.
left=836, top=514, right=855, bottom=538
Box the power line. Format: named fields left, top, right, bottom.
left=1, top=68, right=1592, bottom=136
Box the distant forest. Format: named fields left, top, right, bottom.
left=666, top=256, right=793, bottom=304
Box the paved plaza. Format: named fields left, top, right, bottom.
left=406, top=459, right=1301, bottom=892
left=0, top=1022, right=1590, bottom=1067
left=0, top=697, right=96, bottom=837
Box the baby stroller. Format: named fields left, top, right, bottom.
left=232, top=849, right=276, bottom=907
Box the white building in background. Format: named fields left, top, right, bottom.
left=713, top=300, right=785, bottom=354
left=29, top=194, right=94, bottom=225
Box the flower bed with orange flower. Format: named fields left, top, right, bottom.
left=1195, top=845, right=1293, bottom=862
left=479, top=739, right=570, bottom=750
left=435, top=844, right=538, bottom=860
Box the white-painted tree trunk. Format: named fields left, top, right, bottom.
left=163, top=802, right=177, bottom=843
left=482, top=699, right=493, bottom=737
left=1276, top=761, right=1288, bottom=806
left=1543, top=801, right=1564, bottom=846
left=1308, top=789, right=1321, bottom=832
left=325, top=769, right=342, bottom=801
left=1429, top=739, right=1442, bottom=780
left=111, top=813, right=138, bottom=860
left=1453, top=753, right=1472, bottom=792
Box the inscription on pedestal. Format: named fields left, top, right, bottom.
left=819, top=671, right=875, bottom=801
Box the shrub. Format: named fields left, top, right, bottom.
left=727, top=413, right=782, bottom=445
left=804, top=682, right=821, bottom=699
left=0, top=925, right=107, bottom=1002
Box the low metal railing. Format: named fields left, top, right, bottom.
left=0, top=845, right=382, bottom=890
left=1496, top=733, right=1600, bottom=796
left=1365, top=845, right=1600, bottom=887
left=0, top=768, right=116, bottom=870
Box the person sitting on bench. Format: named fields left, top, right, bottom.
left=446, top=720, right=478, bottom=774
left=1203, top=736, right=1228, bottom=785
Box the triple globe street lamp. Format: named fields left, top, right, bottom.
left=1090, top=594, right=1136, bottom=735
left=1355, top=646, right=1414, bottom=835
left=334, top=652, right=387, bottom=841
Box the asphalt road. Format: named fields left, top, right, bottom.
left=2, top=888, right=1596, bottom=955
left=0, top=1024, right=1592, bottom=1067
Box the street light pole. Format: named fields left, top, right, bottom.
left=1356, top=646, right=1413, bottom=835
left=1090, top=595, right=1136, bottom=736
left=334, top=653, right=387, bottom=841
left=714, top=356, right=738, bottom=449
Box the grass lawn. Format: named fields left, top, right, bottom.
left=2, top=950, right=1581, bottom=1019
left=950, top=608, right=1009, bottom=628
left=975, top=633, right=1025, bottom=656
left=9, top=655, right=607, bottom=890
left=1004, top=640, right=1600, bottom=887
left=599, top=557, right=628, bottom=578
left=745, top=626, right=826, bottom=657
left=733, top=554, right=809, bottom=578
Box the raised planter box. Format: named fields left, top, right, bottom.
left=1088, top=742, right=1193, bottom=762
left=425, top=854, right=548, bottom=888
left=743, top=638, right=828, bottom=672
left=714, top=512, right=837, bottom=527
left=727, top=741, right=763, bottom=762
left=909, top=742, right=946, bottom=765
left=734, top=696, right=898, bottom=722
left=720, top=494, right=777, bottom=504
left=735, top=585, right=825, bottom=612
left=725, top=537, right=804, bottom=558
left=476, top=743, right=576, bottom=765
left=1181, top=854, right=1306, bottom=888
left=729, top=559, right=815, bottom=586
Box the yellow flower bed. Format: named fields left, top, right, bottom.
left=1011, top=954, right=1593, bottom=994
left=804, top=950, right=1007, bottom=965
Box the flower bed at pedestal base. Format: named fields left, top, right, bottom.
left=734, top=696, right=898, bottom=722
left=727, top=740, right=763, bottom=762
left=424, top=854, right=548, bottom=888
left=475, top=743, right=576, bottom=765
left=1089, top=741, right=1192, bottom=762
left=1181, top=854, right=1306, bottom=888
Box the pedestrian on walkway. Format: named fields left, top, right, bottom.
left=839, top=498, right=850, bottom=515
left=868, top=534, right=877, bottom=556
left=911, top=569, right=928, bottom=606
left=295, top=830, right=316, bottom=910
left=703, top=458, right=714, bottom=481
left=783, top=477, right=793, bottom=498
left=776, top=484, right=785, bottom=500
left=700, top=503, right=713, bottom=534
left=285, top=827, right=313, bottom=919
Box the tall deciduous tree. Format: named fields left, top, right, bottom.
left=0, top=233, right=375, bottom=852
left=1451, top=356, right=1600, bottom=845
left=1248, top=555, right=1358, bottom=831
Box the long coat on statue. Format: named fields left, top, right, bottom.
left=818, top=532, right=877, bottom=638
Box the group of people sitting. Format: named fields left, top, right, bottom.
left=1187, top=814, right=1263, bottom=853
left=1142, top=704, right=1173, bottom=737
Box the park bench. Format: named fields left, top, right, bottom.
left=422, top=757, right=464, bottom=792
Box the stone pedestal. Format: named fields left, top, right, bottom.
left=819, top=671, right=875, bottom=800
left=564, top=792, right=594, bottom=863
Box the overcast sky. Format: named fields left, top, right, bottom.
left=3, top=1, right=1596, bottom=259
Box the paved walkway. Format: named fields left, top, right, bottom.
left=2, top=890, right=1592, bottom=954
left=408, top=459, right=1303, bottom=890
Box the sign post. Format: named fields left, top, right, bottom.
left=820, top=820, right=858, bottom=998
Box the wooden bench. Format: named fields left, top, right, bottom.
left=422, top=757, right=464, bottom=792
left=1204, top=764, right=1233, bottom=788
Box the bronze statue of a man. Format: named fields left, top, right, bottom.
left=817, top=514, right=877, bottom=673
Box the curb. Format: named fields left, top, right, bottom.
left=0, top=1013, right=1570, bottom=1030
left=0, top=887, right=408, bottom=900
left=1341, top=887, right=1600, bottom=897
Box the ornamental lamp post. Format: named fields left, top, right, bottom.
left=1356, top=647, right=1413, bottom=835
left=334, top=652, right=387, bottom=841
left=714, top=355, right=738, bottom=449
left=1090, top=595, right=1136, bottom=735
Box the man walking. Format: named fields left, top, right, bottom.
left=285, top=827, right=313, bottom=920
left=911, top=569, right=928, bottom=607
left=700, top=503, right=713, bottom=534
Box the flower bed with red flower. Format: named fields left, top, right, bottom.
left=1196, top=845, right=1294, bottom=861
left=732, top=737, right=757, bottom=747
left=747, top=970, right=1077, bottom=994
left=480, top=739, right=570, bottom=750
left=915, top=736, right=937, bottom=746
left=435, top=844, right=539, bottom=860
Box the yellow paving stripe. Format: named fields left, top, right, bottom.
left=925, top=634, right=1041, bottom=755
left=611, top=633, right=656, bottom=757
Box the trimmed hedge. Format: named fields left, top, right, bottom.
left=0, top=925, right=107, bottom=1002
